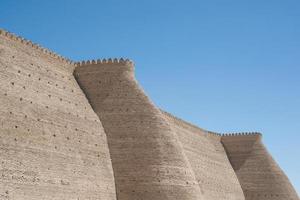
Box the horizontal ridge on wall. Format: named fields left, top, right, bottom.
left=75, top=58, right=134, bottom=67
left=161, top=110, right=222, bottom=137
left=0, top=28, right=74, bottom=65
left=161, top=110, right=262, bottom=138
left=221, top=132, right=262, bottom=137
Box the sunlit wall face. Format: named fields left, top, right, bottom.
left=1, top=0, right=299, bottom=195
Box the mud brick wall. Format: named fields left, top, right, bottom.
left=0, top=30, right=116, bottom=200
left=163, top=112, right=245, bottom=200
left=74, top=60, right=204, bottom=200
left=1, top=28, right=299, bottom=200
left=222, top=133, right=299, bottom=200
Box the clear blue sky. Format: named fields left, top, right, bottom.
left=1, top=0, right=299, bottom=194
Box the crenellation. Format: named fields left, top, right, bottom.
left=221, top=132, right=262, bottom=138
left=0, top=28, right=75, bottom=66
left=75, top=58, right=134, bottom=67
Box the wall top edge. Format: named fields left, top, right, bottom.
left=161, top=110, right=262, bottom=138
left=75, top=58, right=134, bottom=67
left=0, top=28, right=75, bottom=65
left=221, top=132, right=262, bottom=137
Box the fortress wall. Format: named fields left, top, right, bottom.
left=221, top=133, right=299, bottom=200
left=74, top=60, right=204, bottom=200
left=163, top=112, right=245, bottom=200
left=0, top=31, right=116, bottom=200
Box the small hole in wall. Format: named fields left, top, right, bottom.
left=12, top=56, right=15, bottom=58
left=18, top=70, right=21, bottom=73
left=11, top=82, right=14, bottom=86
left=14, top=138, right=17, bottom=141
left=66, top=137, right=70, bottom=140
left=38, top=78, right=41, bottom=81
left=28, top=74, right=31, bottom=77
left=19, top=98, right=23, bottom=101
left=53, top=134, right=56, bottom=137
left=23, top=86, right=26, bottom=89
left=4, top=93, right=7, bottom=96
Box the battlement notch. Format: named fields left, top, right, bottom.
left=75, top=58, right=134, bottom=67
left=222, top=132, right=262, bottom=137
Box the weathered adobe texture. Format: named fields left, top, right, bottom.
left=222, top=133, right=299, bottom=200
left=163, top=112, right=245, bottom=200
left=0, top=30, right=116, bottom=200
left=1, top=29, right=299, bottom=200
left=74, top=60, right=204, bottom=200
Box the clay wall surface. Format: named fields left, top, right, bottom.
left=74, top=60, right=204, bottom=200
left=163, top=112, right=245, bottom=200
left=0, top=30, right=116, bottom=200
left=222, top=133, right=299, bottom=200
left=1, top=28, right=299, bottom=200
